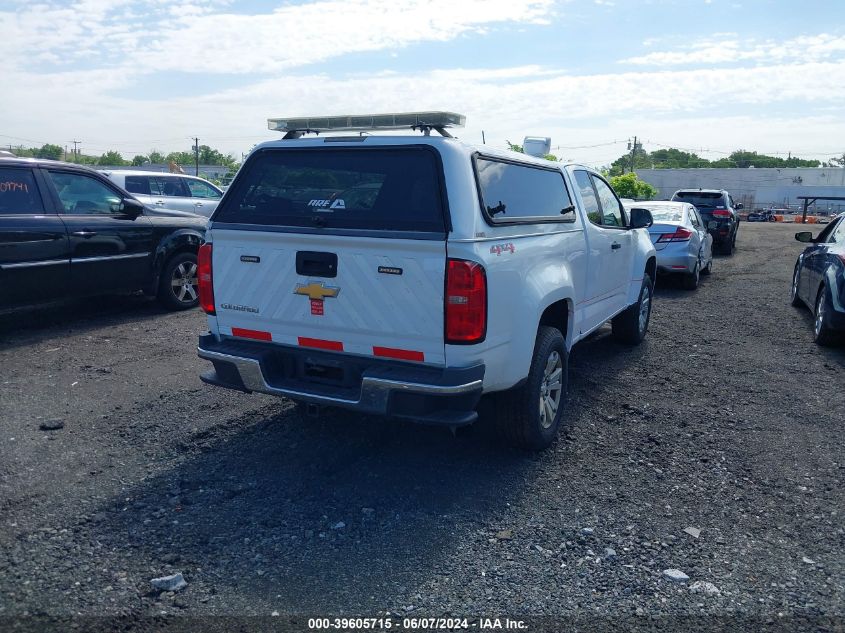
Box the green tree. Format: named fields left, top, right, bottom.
left=609, top=172, right=657, bottom=200
left=97, top=150, right=128, bottom=166
left=131, top=155, right=148, bottom=166
left=148, top=150, right=165, bottom=164
left=165, top=151, right=195, bottom=167
left=197, top=144, right=237, bottom=167
left=36, top=144, right=64, bottom=160
left=608, top=146, right=652, bottom=176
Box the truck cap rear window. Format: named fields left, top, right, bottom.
left=213, top=147, right=446, bottom=234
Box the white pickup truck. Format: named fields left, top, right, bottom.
left=196, top=112, right=656, bottom=449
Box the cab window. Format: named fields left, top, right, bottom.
left=186, top=179, right=221, bottom=199
left=592, top=176, right=625, bottom=227
left=573, top=170, right=601, bottom=225
left=154, top=176, right=190, bottom=197
left=47, top=171, right=123, bottom=215
left=0, top=168, right=44, bottom=214
left=124, top=175, right=152, bottom=196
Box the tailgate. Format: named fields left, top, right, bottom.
left=211, top=229, right=447, bottom=364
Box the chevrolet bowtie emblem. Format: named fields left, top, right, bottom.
left=294, top=281, right=340, bottom=301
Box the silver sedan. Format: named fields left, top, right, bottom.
left=625, top=201, right=713, bottom=290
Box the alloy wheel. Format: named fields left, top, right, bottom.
left=171, top=261, right=198, bottom=304
left=538, top=351, right=563, bottom=430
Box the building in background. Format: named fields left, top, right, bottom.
left=636, top=168, right=845, bottom=214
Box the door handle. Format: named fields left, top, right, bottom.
left=72, top=230, right=97, bottom=238
left=155, top=200, right=165, bottom=206
left=194, top=202, right=203, bottom=207
left=611, top=242, right=621, bottom=250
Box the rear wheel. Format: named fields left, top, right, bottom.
left=813, top=286, right=839, bottom=346
left=701, top=257, right=713, bottom=275
left=157, top=252, right=199, bottom=311
left=611, top=273, right=653, bottom=344
left=495, top=326, right=567, bottom=451
left=790, top=265, right=803, bottom=307
left=682, top=263, right=700, bottom=290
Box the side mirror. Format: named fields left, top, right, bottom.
left=795, top=231, right=814, bottom=243
left=735, top=202, right=744, bottom=210
left=120, top=197, right=145, bottom=217
left=629, top=207, right=653, bottom=229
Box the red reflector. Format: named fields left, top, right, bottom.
left=298, top=337, right=343, bottom=351
left=445, top=258, right=487, bottom=344
left=198, top=243, right=215, bottom=314
left=658, top=227, right=692, bottom=242
left=373, top=346, right=425, bottom=362
left=711, top=209, right=731, bottom=218
left=231, top=327, right=272, bottom=341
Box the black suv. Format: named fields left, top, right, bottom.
left=0, top=158, right=206, bottom=311
left=671, top=189, right=742, bottom=255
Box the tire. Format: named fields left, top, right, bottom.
left=813, top=286, right=839, bottom=346
left=682, top=263, right=700, bottom=290
left=157, top=252, right=199, bottom=311
left=701, top=257, right=712, bottom=275
left=790, top=264, right=803, bottom=307
left=495, top=326, right=567, bottom=451
left=611, top=273, right=653, bottom=345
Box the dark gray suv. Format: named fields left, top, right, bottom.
left=671, top=189, right=742, bottom=255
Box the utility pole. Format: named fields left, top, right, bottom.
left=71, top=140, right=81, bottom=162
left=628, top=136, right=638, bottom=174
left=193, top=137, right=200, bottom=176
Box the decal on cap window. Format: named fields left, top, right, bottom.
left=307, top=199, right=346, bottom=210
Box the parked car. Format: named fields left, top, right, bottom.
left=0, top=157, right=206, bottom=311
left=791, top=213, right=845, bottom=345
left=196, top=111, right=656, bottom=450
left=747, top=209, right=777, bottom=222
left=100, top=170, right=223, bottom=218
left=623, top=201, right=712, bottom=290
left=671, top=189, right=741, bottom=254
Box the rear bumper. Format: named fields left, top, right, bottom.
left=656, top=248, right=697, bottom=274
left=707, top=220, right=736, bottom=243
left=197, top=334, right=484, bottom=425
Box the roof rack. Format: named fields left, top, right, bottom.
left=267, top=111, right=466, bottom=140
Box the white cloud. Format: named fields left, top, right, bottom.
left=622, top=33, right=845, bottom=66
left=0, top=0, right=554, bottom=74
left=4, top=58, right=845, bottom=159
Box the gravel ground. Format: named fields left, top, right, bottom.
left=0, top=223, right=842, bottom=632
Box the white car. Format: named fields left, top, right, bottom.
left=100, top=170, right=223, bottom=217
left=196, top=112, right=656, bottom=450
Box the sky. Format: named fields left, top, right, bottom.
left=1, top=0, right=845, bottom=168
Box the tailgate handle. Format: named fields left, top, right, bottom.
left=296, top=251, right=338, bottom=278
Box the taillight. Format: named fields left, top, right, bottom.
left=657, top=227, right=693, bottom=242
left=445, top=259, right=486, bottom=344
left=198, top=243, right=215, bottom=314
left=712, top=208, right=731, bottom=218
